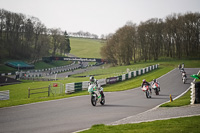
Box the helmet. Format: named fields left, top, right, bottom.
left=90, top=76, right=94, bottom=82
left=154, top=79, right=156, bottom=82
left=143, top=79, right=146, bottom=82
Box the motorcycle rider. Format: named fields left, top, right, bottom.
left=178, top=64, right=181, bottom=70
left=151, top=79, right=160, bottom=91
left=182, top=70, right=187, bottom=80
left=89, top=76, right=97, bottom=86
left=182, top=63, right=185, bottom=69
left=141, top=79, right=152, bottom=93
left=89, top=76, right=104, bottom=97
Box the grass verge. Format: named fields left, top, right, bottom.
left=80, top=116, right=200, bottom=133
left=160, top=89, right=191, bottom=107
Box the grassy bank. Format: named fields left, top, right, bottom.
left=80, top=116, right=200, bottom=133
left=70, top=38, right=104, bottom=58
left=160, top=90, right=191, bottom=107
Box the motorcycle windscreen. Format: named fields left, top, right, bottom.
left=88, top=84, right=96, bottom=92
left=142, top=86, right=147, bottom=91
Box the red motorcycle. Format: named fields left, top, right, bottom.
left=141, top=85, right=151, bottom=98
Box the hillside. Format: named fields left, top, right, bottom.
left=0, top=38, right=105, bottom=74
left=70, top=38, right=105, bottom=58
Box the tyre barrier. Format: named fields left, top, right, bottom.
left=195, top=81, right=200, bottom=103
left=190, top=70, right=200, bottom=104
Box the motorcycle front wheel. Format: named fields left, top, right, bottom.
left=146, top=91, right=149, bottom=98
left=91, top=95, right=97, bottom=106
left=155, top=88, right=159, bottom=95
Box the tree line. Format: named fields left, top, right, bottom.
left=0, top=9, right=71, bottom=63
left=101, top=12, right=200, bottom=65
left=68, top=31, right=98, bottom=39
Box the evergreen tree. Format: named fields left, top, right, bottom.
left=64, top=31, right=71, bottom=55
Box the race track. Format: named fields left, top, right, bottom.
left=0, top=68, right=199, bottom=133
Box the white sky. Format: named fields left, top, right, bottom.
left=0, top=0, right=200, bottom=36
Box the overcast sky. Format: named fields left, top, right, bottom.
left=0, top=0, right=200, bottom=36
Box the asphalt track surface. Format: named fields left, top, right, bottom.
left=0, top=68, right=199, bottom=133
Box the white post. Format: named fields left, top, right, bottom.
left=55, top=73, right=57, bottom=81
left=190, top=82, right=195, bottom=104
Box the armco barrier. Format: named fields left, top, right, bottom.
left=138, top=70, right=141, bottom=75
left=136, top=70, right=139, bottom=76
left=65, top=83, right=75, bottom=93
left=74, top=82, right=82, bottom=92
left=106, top=77, right=118, bottom=84
left=82, top=81, right=89, bottom=90
left=146, top=67, right=149, bottom=73
left=118, top=75, right=122, bottom=81
left=125, top=74, right=128, bottom=80
left=128, top=72, right=132, bottom=79
left=122, top=74, right=126, bottom=81
left=191, top=83, right=195, bottom=104
left=0, top=90, right=9, bottom=100
left=97, top=79, right=107, bottom=86
left=65, top=64, right=158, bottom=94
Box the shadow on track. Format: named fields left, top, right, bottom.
left=97, top=104, right=139, bottom=108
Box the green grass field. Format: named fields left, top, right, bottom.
left=80, top=116, right=200, bottom=133
left=70, top=38, right=105, bottom=58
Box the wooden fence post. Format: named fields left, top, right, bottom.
left=48, top=85, right=50, bottom=97
left=28, top=87, right=30, bottom=98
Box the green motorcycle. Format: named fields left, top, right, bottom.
left=88, top=84, right=105, bottom=106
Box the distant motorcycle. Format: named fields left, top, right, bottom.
left=88, top=84, right=105, bottom=106
left=141, top=85, right=151, bottom=98
left=152, top=83, right=160, bottom=95
left=182, top=76, right=186, bottom=84
left=182, top=72, right=187, bottom=84
left=180, top=68, right=184, bottom=73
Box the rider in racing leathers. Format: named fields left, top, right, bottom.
left=151, top=79, right=160, bottom=91
left=182, top=70, right=187, bottom=80
left=89, top=76, right=104, bottom=97
left=89, top=76, right=97, bottom=86
left=141, top=79, right=152, bottom=93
